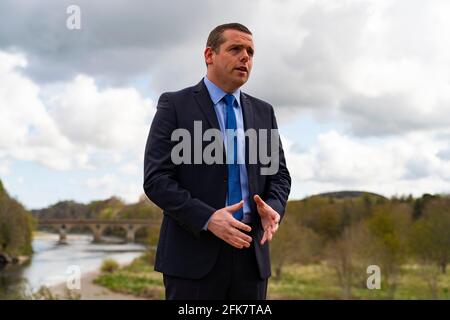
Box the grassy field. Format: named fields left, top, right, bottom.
left=94, top=255, right=450, bottom=300
left=268, top=264, right=450, bottom=299
left=94, top=254, right=165, bottom=299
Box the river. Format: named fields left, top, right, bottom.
left=0, top=232, right=146, bottom=298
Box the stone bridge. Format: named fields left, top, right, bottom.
left=37, top=219, right=159, bottom=243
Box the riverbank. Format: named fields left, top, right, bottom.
left=49, top=269, right=147, bottom=300
left=93, top=253, right=165, bottom=299
left=0, top=253, right=30, bottom=266
left=49, top=257, right=151, bottom=300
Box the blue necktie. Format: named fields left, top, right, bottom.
left=224, top=94, right=243, bottom=220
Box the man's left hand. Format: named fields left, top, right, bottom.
left=254, top=195, right=280, bottom=245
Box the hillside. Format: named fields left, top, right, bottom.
left=32, top=195, right=162, bottom=221
left=307, top=190, right=387, bottom=200
left=0, top=179, right=34, bottom=259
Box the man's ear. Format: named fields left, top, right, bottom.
left=204, top=47, right=214, bottom=65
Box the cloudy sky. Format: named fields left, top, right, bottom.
left=1, top=0, right=450, bottom=210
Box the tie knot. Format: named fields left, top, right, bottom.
left=223, top=94, right=236, bottom=108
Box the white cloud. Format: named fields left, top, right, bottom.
left=84, top=174, right=142, bottom=203
left=0, top=50, right=73, bottom=170
left=85, top=174, right=118, bottom=189
left=246, top=0, right=450, bottom=136
left=0, top=50, right=156, bottom=173
left=285, top=129, right=450, bottom=199
left=46, top=74, right=154, bottom=153
left=119, top=163, right=140, bottom=176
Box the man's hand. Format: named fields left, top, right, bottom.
left=207, top=200, right=252, bottom=249
left=254, top=195, right=280, bottom=245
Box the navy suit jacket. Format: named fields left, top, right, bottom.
left=143, top=79, right=291, bottom=279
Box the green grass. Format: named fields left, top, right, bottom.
left=268, top=264, right=450, bottom=300
left=94, top=255, right=164, bottom=299
left=94, top=256, right=450, bottom=300
left=268, top=264, right=341, bottom=299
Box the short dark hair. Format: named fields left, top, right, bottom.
left=206, top=23, right=252, bottom=53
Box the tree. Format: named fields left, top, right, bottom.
left=413, top=194, right=439, bottom=220
left=0, top=180, right=33, bottom=257
left=410, top=197, right=450, bottom=274
left=270, top=213, right=321, bottom=279
left=364, top=203, right=412, bottom=298
left=325, top=227, right=354, bottom=299
left=325, top=222, right=369, bottom=299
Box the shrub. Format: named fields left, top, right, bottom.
left=100, top=258, right=119, bottom=273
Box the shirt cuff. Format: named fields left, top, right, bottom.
left=202, top=215, right=213, bottom=231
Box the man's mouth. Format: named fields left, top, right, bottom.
left=235, top=66, right=248, bottom=73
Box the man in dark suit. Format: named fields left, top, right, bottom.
left=143, top=23, right=291, bottom=300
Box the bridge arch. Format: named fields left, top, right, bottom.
left=36, top=219, right=159, bottom=244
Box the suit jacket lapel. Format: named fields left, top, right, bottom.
left=241, top=92, right=255, bottom=170
left=241, top=92, right=258, bottom=219
left=193, top=80, right=220, bottom=130
left=240, top=92, right=254, bottom=132
left=193, top=79, right=227, bottom=164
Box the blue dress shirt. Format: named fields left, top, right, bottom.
left=203, top=76, right=251, bottom=226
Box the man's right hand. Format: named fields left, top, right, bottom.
left=207, top=200, right=252, bottom=249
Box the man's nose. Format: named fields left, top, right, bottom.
left=240, top=50, right=250, bottom=62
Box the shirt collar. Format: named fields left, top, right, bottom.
left=203, top=76, right=241, bottom=108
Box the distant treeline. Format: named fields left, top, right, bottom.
left=32, top=195, right=162, bottom=221
left=271, top=192, right=450, bottom=299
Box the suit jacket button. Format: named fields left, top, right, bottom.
left=223, top=176, right=227, bottom=182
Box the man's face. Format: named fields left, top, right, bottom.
left=205, top=29, right=254, bottom=92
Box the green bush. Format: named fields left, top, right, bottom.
left=100, top=258, right=119, bottom=273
